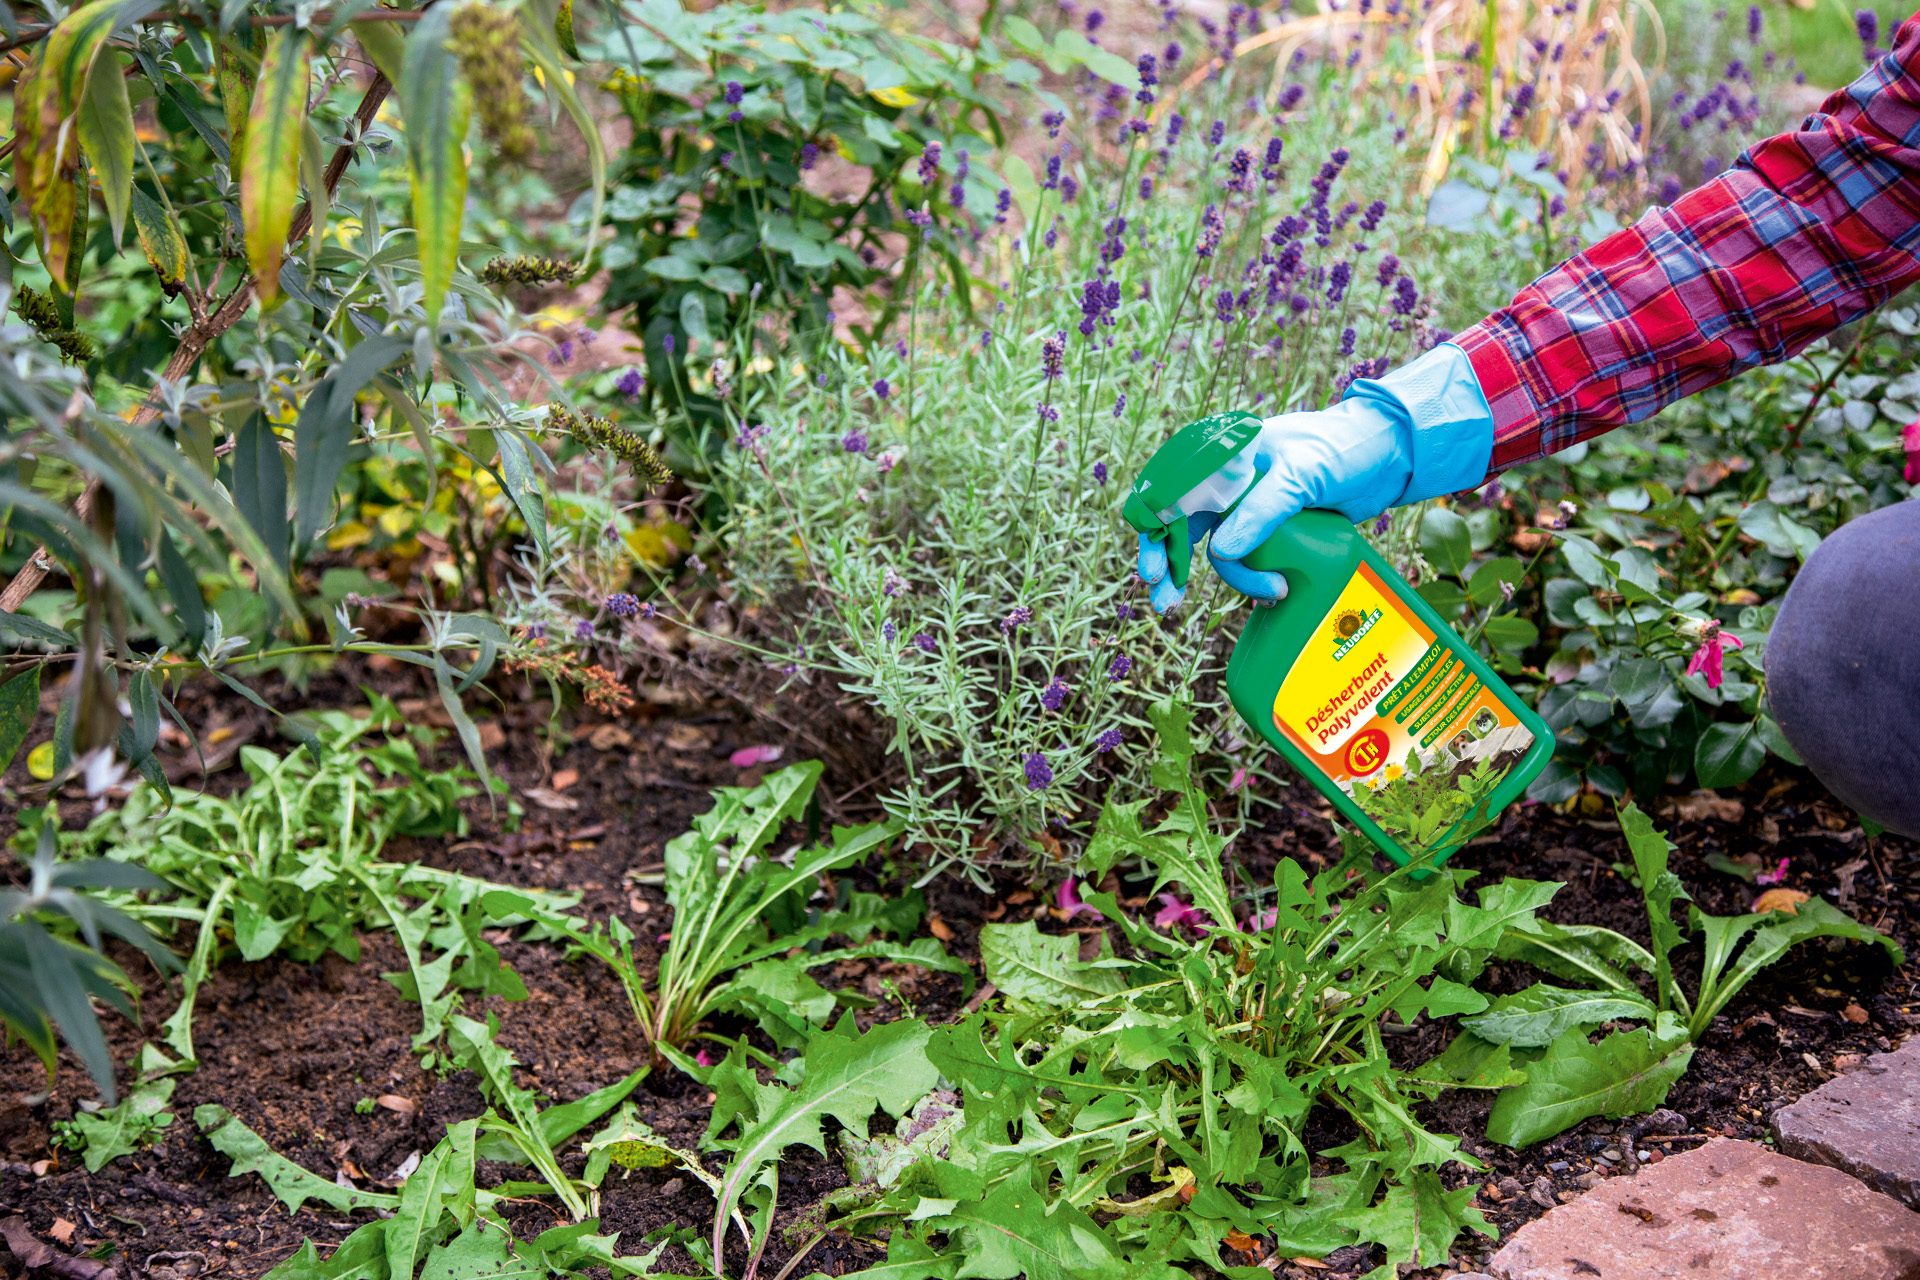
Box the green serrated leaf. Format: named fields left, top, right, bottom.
left=197, top=1103, right=400, bottom=1213
left=1460, top=983, right=1656, bottom=1048
left=1484, top=1015, right=1694, bottom=1147
left=68, top=1077, right=174, bottom=1171
left=711, top=1019, right=938, bottom=1268
left=979, top=921, right=1126, bottom=1006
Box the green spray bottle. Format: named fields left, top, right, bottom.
left=1124, top=410, right=1555, bottom=870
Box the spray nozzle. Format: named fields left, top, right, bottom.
left=1123, top=410, right=1265, bottom=588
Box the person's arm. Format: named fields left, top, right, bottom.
left=1456, top=14, right=1920, bottom=473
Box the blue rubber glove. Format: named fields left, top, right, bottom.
left=1137, top=343, right=1495, bottom=611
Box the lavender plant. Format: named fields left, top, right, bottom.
left=673, top=45, right=1487, bottom=873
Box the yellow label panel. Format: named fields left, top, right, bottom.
left=1271, top=562, right=1536, bottom=805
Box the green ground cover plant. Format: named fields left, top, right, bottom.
left=25, top=708, right=573, bottom=1071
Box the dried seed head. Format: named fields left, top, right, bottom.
left=547, top=405, right=674, bottom=487
left=12, top=286, right=94, bottom=364
left=479, top=255, right=578, bottom=287
left=449, top=3, right=537, bottom=165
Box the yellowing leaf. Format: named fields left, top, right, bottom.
left=326, top=520, right=375, bottom=551
left=27, top=740, right=57, bottom=780
left=129, top=186, right=189, bottom=286
left=1092, top=1165, right=1194, bottom=1216
left=399, top=6, right=471, bottom=326
left=869, top=85, right=919, bottom=107
left=13, top=0, right=124, bottom=283
left=242, top=29, right=312, bottom=304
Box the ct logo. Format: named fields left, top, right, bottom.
left=1344, top=727, right=1389, bottom=776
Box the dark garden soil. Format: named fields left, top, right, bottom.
left=2, top=664, right=1914, bottom=1280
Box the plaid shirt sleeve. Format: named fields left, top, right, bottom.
left=1452, top=14, right=1920, bottom=476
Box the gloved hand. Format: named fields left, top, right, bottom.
left=1137, top=343, right=1496, bottom=611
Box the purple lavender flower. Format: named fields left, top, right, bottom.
left=615, top=367, right=645, bottom=398
left=1060, top=175, right=1080, bottom=203
left=724, top=80, right=743, bottom=105
left=1085, top=9, right=1104, bottom=33
left=917, top=141, right=942, bottom=188
left=1359, top=199, right=1386, bottom=232
left=1373, top=514, right=1391, bottom=535
left=1002, top=605, right=1033, bottom=634
left=994, top=188, right=1012, bottom=223
left=873, top=377, right=891, bottom=401
left=1338, top=326, right=1356, bottom=357
left=1197, top=203, right=1224, bottom=258
left=1164, top=40, right=1182, bottom=66
left=1659, top=174, right=1684, bottom=203
left=548, top=340, right=575, bottom=367
left=1375, top=253, right=1400, bottom=288
left=913, top=632, right=938, bottom=654
left=574, top=619, right=595, bottom=641
left=1165, top=112, right=1185, bottom=145
left=1277, top=84, right=1304, bottom=111
left=1107, top=654, right=1131, bottom=681
left=905, top=207, right=932, bottom=228
left=1327, top=261, right=1351, bottom=303
left=1857, top=8, right=1878, bottom=51
left=842, top=429, right=868, bottom=453
left=642, top=602, right=657, bottom=619
left=1042, top=110, right=1065, bottom=138
left=1041, top=330, right=1067, bottom=381
left=1038, top=403, right=1060, bottom=424
left=1110, top=393, right=1125, bottom=419
left=1392, top=275, right=1419, bottom=315
left=1023, top=750, right=1053, bottom=790
left=800, top=141, right=819, bottom=170
left=1226, top=147, right=1252, bottom=192
left=883, top=619, right=897, bottom=642
left=525, top=621, right=547, bottom=639
left=1206, top=119, right=1225, bottom=148
left=1116, top=602, right=1133, bottom=621
left=1094, top=728, right=1124, bottom=753
left=883, top=568, right=904, bottom=597
left=1093, top=460, right=1111, bottom=487
left=1747, top=4, right=1761, bottom=40
left=607, top=592, right=639, bottom=618
left=1041, top=677, right=1071, bottom=711
left=662, top=333, right=675, bottom=356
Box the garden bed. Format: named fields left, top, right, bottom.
left=2, top=676, right=1910, bottom=1280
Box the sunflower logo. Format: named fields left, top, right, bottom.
left=1332, top=608, right=1367, bottom=640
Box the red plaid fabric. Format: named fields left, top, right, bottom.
left=1454, top=14, right=1920, bottom=476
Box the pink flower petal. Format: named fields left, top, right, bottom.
left=1228, top=767, right=1249, bottom=792
left=729, top=744, right=784, bottom=768
left=1755, top=856, right=1790, bottom=886
left=1056, top=877, right=1098, bottom=919
left=695, top=1047, right=717, bottom=1067
left=1243, top=907, right=1278, bottom=932
left=1153, top=893, right=1210, bottom=931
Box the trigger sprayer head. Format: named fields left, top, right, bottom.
left=1122, top=409, right=1265, bottom=588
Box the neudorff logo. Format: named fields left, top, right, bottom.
left=1330, top=607, right=1382, bottom=660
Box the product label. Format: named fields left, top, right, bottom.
left=1272, top=563, right=1535, bottom=817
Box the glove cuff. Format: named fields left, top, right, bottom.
left=1343, top=342, right=1495, bottom=505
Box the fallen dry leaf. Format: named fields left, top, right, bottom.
left=49, top=1219, right=75, bottom=1245
left=30, top=1160, right=52, bottom=1176
left=982, top=902, right=1006, bottom=921
left=663, top=724, right=710, bottom=752
left=1754, top=888, right=1810, bottom=915
left=926, top=914, right=954, bottom=942
left=1759, top=816, right=1781, bottom=845
left=376, top=1094, right=415, bottom=1114
left=477, top=722, right=505, bottom=751
left=551, top=768, right=580, bottom=791
left=523, top=787, right=580, bottom=812
left=1666, top=791, right=1743, bottom=823
left=589, top=724, right=634, bottom=751
left=1835, top=1053, right=1866, bottom=1073
left=1290, top=1258, right=1331, bottom=1271
left=1007, top=889, right=1035, bottom=906
left=1222, top=1228, right=1260, bottom=1253
left=1843, top=1002, right=1869, bottom=1024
